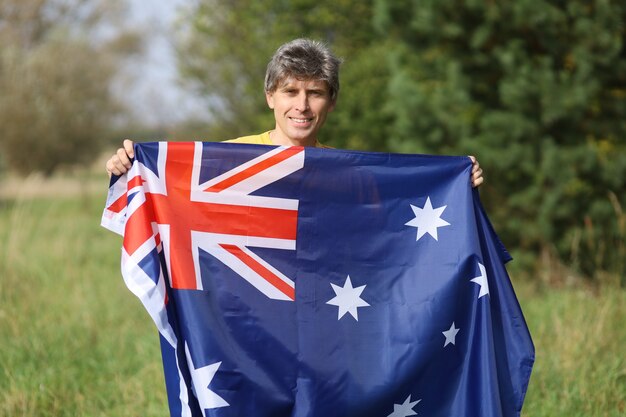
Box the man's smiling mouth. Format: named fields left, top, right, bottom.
left=289, top=117, right=313, bottom=124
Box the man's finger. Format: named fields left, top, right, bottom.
left=123, top=139, right=135, bottom=158
left=105, top=159, right=122, bottom=177
left=116, top=148, right=132, bottom=169
left=470, top=159, right=480, bottom=174
left=472, top=171, right=484, bottom=188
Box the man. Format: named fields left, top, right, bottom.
left=105, top=38, right=484, bottom=187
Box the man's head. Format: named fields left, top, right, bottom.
left=265, top=38, right=341, bottom=103
left=264, top=39, right=342, bottom=147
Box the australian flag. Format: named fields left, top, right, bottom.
left=101, top=141, right=534, bottom=417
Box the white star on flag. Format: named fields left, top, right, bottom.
left=405, top=196, right=450, bottom=241
left=470, top=262, right=489, bottom=298
left=387, top=394, right=421, bottom=417
left=326, top=275, right=370, bottom=321
left=442, top=322, right=460, bottom=347
left=184, top=343, right=229, bottom=413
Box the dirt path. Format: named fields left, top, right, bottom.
left=0, top=174, right=108, bottom=199
left=0, top=153, right=113, bottom=199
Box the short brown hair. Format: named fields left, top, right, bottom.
left=264, top=38, right=342, bottom=101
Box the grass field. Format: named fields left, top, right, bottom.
left=1, top=185, right=624, bottom=416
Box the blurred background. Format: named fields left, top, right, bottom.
left=1, top=0, right=624, bottom=415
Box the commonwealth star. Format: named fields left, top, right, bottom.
left=326, top=275, right=370, bottom=321
left=405, top=196, right=450, bottom=241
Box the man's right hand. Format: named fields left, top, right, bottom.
left=105, top=139, right=135, bottom=177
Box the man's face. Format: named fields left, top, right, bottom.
left=265, top=78, right=336, bottom=147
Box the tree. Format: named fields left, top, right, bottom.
left=0, top=0, right=140, bottom=175
left=373, top=0, right=626, bottom=279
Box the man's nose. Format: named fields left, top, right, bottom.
left=295, top=92, right=309, bottom=111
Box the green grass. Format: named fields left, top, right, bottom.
left=517, top=282, right=626, bottom=416
left=0, top=195, right=167, bottom=416
left=0, top=191, right=624, bottom=416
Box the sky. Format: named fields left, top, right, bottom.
left=118, top=0, right=210, bottom=126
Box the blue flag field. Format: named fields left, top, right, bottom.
left=102, top=142, right=534, bottom=417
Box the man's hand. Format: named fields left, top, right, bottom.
left=469, top=156, right=484, bottom=188
left=105, top=139, right=135, bottom=177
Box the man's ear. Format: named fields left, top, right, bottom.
left=265, top=91, right=275, bottom=109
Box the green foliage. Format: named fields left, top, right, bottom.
left=517, top=283, right=626, bottom=416
left=0, top=39, right=117, bottom=175
left=0, top=0, right=140, bottom=176
left=373, top=0, right=626, bottom=279
left=0, top=191, right=168, bottom=416
left=176, top=0, right=626, bottom=279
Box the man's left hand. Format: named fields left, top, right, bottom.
left=469, top=156, right=484, bottom=188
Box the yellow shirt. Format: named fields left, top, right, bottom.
left=225, top=131, right=273, bottom=145
left=225, top=131, right=332, bottom=148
